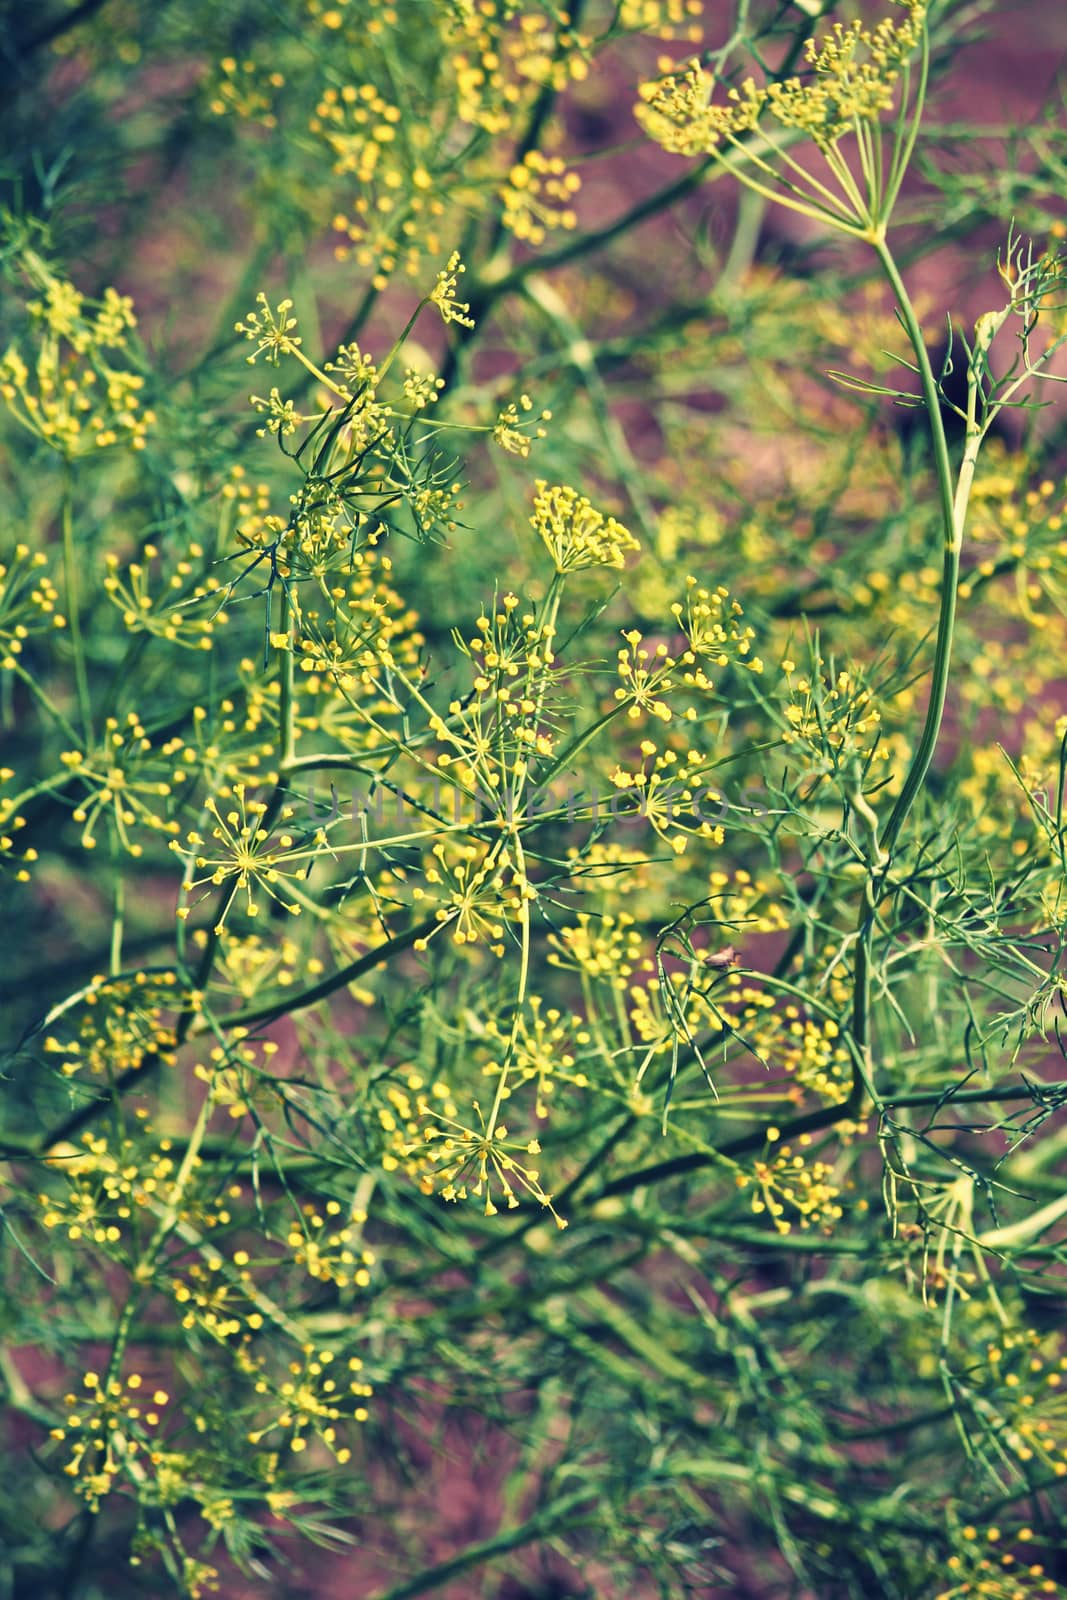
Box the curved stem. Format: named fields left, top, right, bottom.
left=874, top=236, right=967, bottom=859
left=848, top=234, right=980, bottom=1106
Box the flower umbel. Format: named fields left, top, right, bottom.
left=428, top=251, right=475, bottom=328
left=235, top=294, right=302, bottom=366
left=173, top=786, right=318, bottom=931
left=531, top=481, right=638, bottom=573
left=407, top=1097, right=567, bottom=1226
left=635, top=0, right=929, bottom=235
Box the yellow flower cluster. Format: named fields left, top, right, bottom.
left=739, top=1131, right=844, bottom=1235
left=49, top=1371, right=170, bottom=1513
left=171, top=1257, right=260, bottom=1341
left=607, top=582, right=758, bottom=732
left=446, top=8, right=590, bottom=134
left=296, top=548, right=426, bottom=705
left=780, top=657, right=887, bottom=772
left=314, top=80, right=448, bottom=284
left=532, top=481, right=638, bottom=574
left=414, top=839, right=524, bottom=956
left=103, top=541, right=217, bottom=649
left=636, top=58, right=753, bottom=158
left=199, top=928, right=316, bottom=1000
left=378, top=1074, right=454, bottom=1169
left=175, top=676, right=278, bottom=792
left=610, top=741, right=726, bottom=853
left=207, top=56, right=285, bottom=127
left=378, top=1073, right=565, bottom=1224
left=959, top=716, right=1066, bottom=842
left=305, top=0, right=391, bottom=29
left=939, top=1523, right=1060, bottom=1600
left=481, top=997, right=590, bottom=1119
left=173, top=785, right=313, bottom=932
left=705, top=868, right=790, bottom=937
left=402, top=368, right=445, bottom=410
left=493, top=393, right=552, bottom=457
left=0, top=271, right=154, bottom=456
left=243, top=1344, right=372, bottom=1459
left=428, top=250, right=476, bottom=328
left=61, top=714, right=184, bottom=855
left=220, top=464, right=273, bottom=517
left=422, top=1110, right=564, bottom=1222
left=0, top=767, right=33, bottom=880
left=424, top=590, right=562, bottom=809
left=286, top=1200, right=376, bottom=1287
left=500, top=151, right=581, bottom=245
left=194, top=1037, right=282, bottom=1120
left=548, top=911, right=653, bottom=992
left=673, top=578, right=761, bottom=673
left=511, top=11, right=590, bottom=91
left=0, top=543, right=65, bottom=669
left=959, top=467, right=1067, bottom=630
left=766, top=1006, right=850, bottom=1104
left=982, top=1331, right=1067, bottom=1480
left=618, top=0, right=704, bottom=44
left=234, top=293, right=301, bottom=366
left=614, top=633, right=679, bottom=723
left=637, top=1, right=926, bottom=157
left=311, top=81, right=402, bottom=182
left=39, top=1122, right=180, bottom=1238
left=41, top=974, right=181, bottom=1079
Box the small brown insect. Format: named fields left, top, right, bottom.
left=702, top=945, right=738, bottom=969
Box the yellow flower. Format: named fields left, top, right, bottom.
left=500, top=151, right=581, bottom=244
left=428, top=251, right=475, bottom=328
left=531, top=481, right=638, bottom=573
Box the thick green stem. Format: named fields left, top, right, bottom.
left=365, top=1488, right=594, bottom=1600
left=848, top=236, right=980, bottom=1104
left=873, top=237, right=967, bottom=858
left=109, top=861, right=124, bottom=976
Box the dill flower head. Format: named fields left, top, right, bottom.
left=428, top=251, right=475, bottom=329
left=531, top=481, right=638, bottom=574
left=500, top=151, right=581, bottom=244
left=234, top=293, right=301, bottom=366
left=635, top=58, right=759, bottom=155
left=395, top=1091, right=568, bottom=1226
left=493, top=393, right=551, bottom=457
left=0, top=542, right=65, bottom=668
left=172, top=785, right=316, bottom=932
left=637, top=0, right=927, bottom=158
left=0, top=264, right=154, bottom=456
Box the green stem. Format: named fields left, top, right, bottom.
left=882, top=30, right=929, bottom=225
left=8, top=657, right=81, bottom=743
left=873, top=237, right=968, bottom=858
left=109, top=855, right=125, bottom=976
left=365, top=1489, right=595, bottom=1600
left=720, top=186, right=767, bottom=289
left=60, top=466, right=92, bottom=743
left=191, top=915, right=438, bottom=1037
left=847, top=235, right=975, bottom=1106
left=523, top=278, right=658, bottom=544
left=278, top=592, right=296, bottom=769
left=470, top=155, right=720, bottom=311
